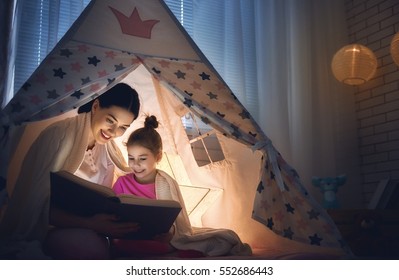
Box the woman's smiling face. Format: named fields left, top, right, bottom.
left=90, top=99, right=135, bottom=145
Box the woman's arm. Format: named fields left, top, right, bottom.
left=49, top=207, right=140, bottom=238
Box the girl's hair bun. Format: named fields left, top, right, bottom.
left=144, top=115, right=158, bottom=129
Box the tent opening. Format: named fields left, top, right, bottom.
left=181, top=112, right=225, bottom=167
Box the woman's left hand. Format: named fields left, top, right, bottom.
left=153, top=231, right=173, bottom=243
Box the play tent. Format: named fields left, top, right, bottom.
left=0, top=0, right=349, bottom=258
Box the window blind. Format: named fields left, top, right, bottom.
left=14, top=0, right=90, bottom=93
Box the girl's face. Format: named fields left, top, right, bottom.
left=90, top=99, right=135, bottom=145
left=127, top=144, right=161, bottom=184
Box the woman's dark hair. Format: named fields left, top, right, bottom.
left=127, top=115, right=162, bottom=156
left=78, top=83, right=140, bottom=120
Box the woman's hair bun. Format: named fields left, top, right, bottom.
left=144, top=115, right=158, bottom=129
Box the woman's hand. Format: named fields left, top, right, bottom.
left=50, top=207, right=139, bottom=238
left=153, top=231, right=173, bottom=243
left=87, top=213, right=140, bottom=238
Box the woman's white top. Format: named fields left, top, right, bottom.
left=74, top=144, right=114, bottom=187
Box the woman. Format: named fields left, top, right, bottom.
left=0, top=83, right=141, bottom=259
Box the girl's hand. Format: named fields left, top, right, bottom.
left=88, top=213, right=140, bottom=238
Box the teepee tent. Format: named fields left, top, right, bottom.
left=0, top=0, right=349, bottom=257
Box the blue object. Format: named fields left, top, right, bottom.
left=312, top=175, right=346, bottom=209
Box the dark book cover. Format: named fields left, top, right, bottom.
left=50, top=171, right=182, bottom=239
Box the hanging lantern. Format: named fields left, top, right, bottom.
left=390, top=32, right=399, bottom=66
left=331, top=44, right=377, bottom=86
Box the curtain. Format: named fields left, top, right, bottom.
left=0, top=0, right=17, bottom=109
left=192, top=0, right=361, bottom=204
left=254, top=0, right=361, bottom=203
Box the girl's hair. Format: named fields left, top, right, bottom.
left=78, top=83, right=140, bottom=120
left=127, top=115, right=162, bottom=157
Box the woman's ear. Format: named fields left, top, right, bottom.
left=91, top=99, right=100, bottom=113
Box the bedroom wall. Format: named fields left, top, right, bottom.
left=345, top=0, right=399, bottom=206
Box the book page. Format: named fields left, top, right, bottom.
left=54, top=170, right=115, bottom=197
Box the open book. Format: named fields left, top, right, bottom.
left=50, top=170, right=182, bottom=239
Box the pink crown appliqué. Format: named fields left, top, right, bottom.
left=109, top=6, right=159, bottom=39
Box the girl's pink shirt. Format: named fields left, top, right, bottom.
left=113, top=173, right=156, bottom=199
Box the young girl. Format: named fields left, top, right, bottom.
left=111, top=115, right=252, bottom=258
left=111, top=115, right=183, bottom=257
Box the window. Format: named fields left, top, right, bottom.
left=14, top=0, right=91, bottom=93
left=181, top=113, right=225, bottom=167
left=164, top=0, right=193, bottom=37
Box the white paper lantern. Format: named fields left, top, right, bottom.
left=331, top=44, right=377, bottom=86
